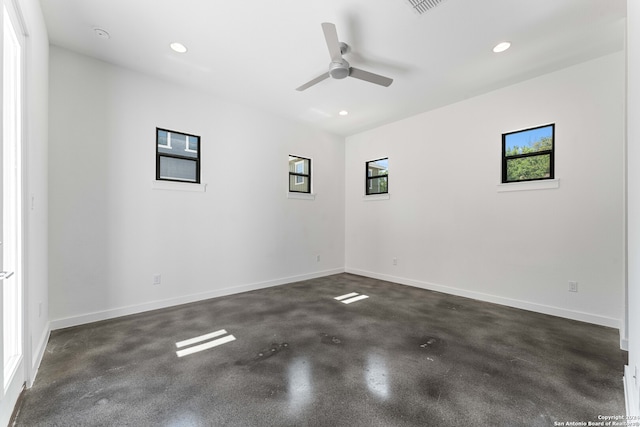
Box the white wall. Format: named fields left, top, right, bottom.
left=346, top=52, right=625, bottom=330
left=48, top=46, right=345, bottom=327
left=625, top=0, right=640, bottom=416
left=21, top=0, right=50, bottom=385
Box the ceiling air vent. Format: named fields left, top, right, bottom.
left=407, top=0, right=447, bottom=15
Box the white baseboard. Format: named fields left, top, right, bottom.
left=50, top=268, right=344, bottom=331
left=29, top=322, right=50, bottom=387
left=622, top=338, right=630, bottom=351
left=346, top=268, right=621, bottom=330
left=625, top=365, right=639, bottom=416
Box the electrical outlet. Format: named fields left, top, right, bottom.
left=568, top=281, right=578, bottom=292
left=153, top=275, right=161, bottom=285
left=316, top=255, right=320, bottom=262
left=393, top=258, right=398, bottom=266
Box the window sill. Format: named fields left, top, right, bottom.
left=497, top=179, right=559, bottom=193
left=363, top=193, right=390, bottom=201
left=152, top=180, right=207, bottom=192
left=288, top=192, right=315, bottom=200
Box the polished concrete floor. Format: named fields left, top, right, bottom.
left=15, top=274, right=626, bottom=426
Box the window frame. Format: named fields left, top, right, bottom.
left=502, top=123, right=554, bottom=184
left=365, top=157, right=389, bottom=195
left=156, top=127, right=201, bottom=184
left=289, top=155, right=311, bottom=194
left=157, top=129, right=172, bottom=149
left=184, top=135, right=198, bottom=154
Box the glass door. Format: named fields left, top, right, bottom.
left=0, top=1, right=25, bottom=423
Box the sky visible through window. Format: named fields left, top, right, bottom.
left=370, top=158, right=388, bottom=171
left=505, top=125, right=553, bottom=152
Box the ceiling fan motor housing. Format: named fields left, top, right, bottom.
left=295, top=23, right=392, bottom=90
left=329, top=59, right=350, bottom=79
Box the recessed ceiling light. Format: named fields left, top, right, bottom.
left=93, top=28, right=110, bottom=40
left=339, top=110, right=349, bottom=116
left=170, top=42, right=188, bottom=53
left=493, top=41, right=511, bottom=53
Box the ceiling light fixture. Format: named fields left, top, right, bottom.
left=493, top=41, right=511, bottom=53
left=93, top=28, right=110, bottom=40
left=339, top=110, right=349, bottom=116
left=170, top=42, right=188, bottom=53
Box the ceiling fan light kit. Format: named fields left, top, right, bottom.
left=329, top=59, right=350, bottom=79
left=296, top=22, right=393, bottom=91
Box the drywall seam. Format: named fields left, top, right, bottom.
left=50, top=268, right=344, bottom=330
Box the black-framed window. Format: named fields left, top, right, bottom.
left=502, top=124, right=554, bottom=183
left=156, top=128, right=200, bottom=183
left=289, top=155, right=311, bottom=193
left=366, top=158, right=388, bottom=195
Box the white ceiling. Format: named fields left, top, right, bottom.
left=39, top=0, right=626, bottom=136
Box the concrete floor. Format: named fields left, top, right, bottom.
left=15, top=274, right=626, bottom=426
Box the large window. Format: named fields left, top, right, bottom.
left=366, top=158, right=388, bottom=195
left=156, top=128, right=200, bottom=183
left=289, top=155, right=311, bottom=193
left=502, top=124, right=554, bottom=183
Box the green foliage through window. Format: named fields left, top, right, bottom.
left=502, top=125, right=554, bottom=183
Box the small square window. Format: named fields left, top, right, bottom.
left=366, top=158, right=388, bottom=195
left=502, top=124, right=554, bottom=183
left=289, top=155, right=311, bottom=193
left=156, top=128, right=200, bottom=183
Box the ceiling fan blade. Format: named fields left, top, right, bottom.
left=296, top=72, right=330, bottom=91
left=349, top=67, right=393, bottom=87
left=321, top=22, right=342, bottom=62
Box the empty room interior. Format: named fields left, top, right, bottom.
left=2, top=0, right=640, bottom=425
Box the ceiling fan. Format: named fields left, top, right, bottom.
left=296, top=22, right=393, bottom=91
